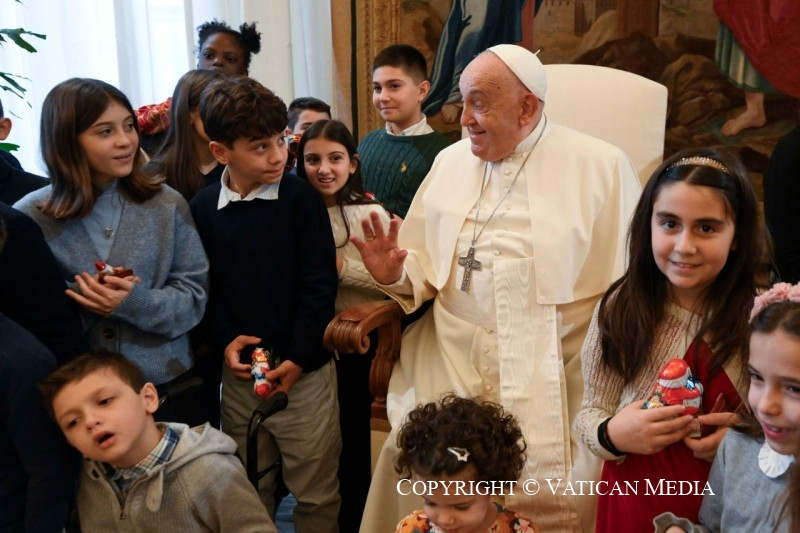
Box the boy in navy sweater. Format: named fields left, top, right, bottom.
left=189, top=76, right=340, bottom=531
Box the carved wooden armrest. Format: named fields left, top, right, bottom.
left=324, top=299, right=405, bottom=420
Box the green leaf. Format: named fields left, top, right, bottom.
left=1, top=84, right=26, bottom=100
left=0, top=72, right=30, bottom=91
left=0, top=142, right=20, bottom=152
left=0, top=85, right=32, bottom=107
left=0, top=28, right=46, bottom=53
left=1, top=72, right=29, bottom=102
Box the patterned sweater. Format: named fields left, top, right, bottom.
left=574, top=302, right=747, bottom=461
left=358, top=129, right=452, bottom=218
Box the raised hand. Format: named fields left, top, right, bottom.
left=350, top=211, right=407, bottom=284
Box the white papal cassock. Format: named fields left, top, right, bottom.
left=360, top=117, right=641, bottom=532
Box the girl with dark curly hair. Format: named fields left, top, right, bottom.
left=394, top=394, right=538, bottom=533
left=196, top=19, right=261, bottom=76
left=137, top=19, right=262, bottom=155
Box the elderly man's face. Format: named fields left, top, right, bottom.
left=459, top=53, right=528, bottom=162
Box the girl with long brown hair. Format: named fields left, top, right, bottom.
left=574, top=147, right=769, bottom=531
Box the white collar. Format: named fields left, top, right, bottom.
left=512, top=115, right=549, bottom=155
left=385, top=115, right=433, bottom=137
left=217, top=166, right=280, bottom=210
left=758, top=440, right=795, bottom=478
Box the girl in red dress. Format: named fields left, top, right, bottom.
left=574, top=147, right=769, bottom=532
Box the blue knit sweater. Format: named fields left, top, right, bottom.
left=15, top=185, right=209, bottom=384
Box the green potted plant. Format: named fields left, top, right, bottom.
left=1, top=14, right=46, bottom=152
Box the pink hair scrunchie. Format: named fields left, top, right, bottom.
left=750, top=282, right=800, bottom=322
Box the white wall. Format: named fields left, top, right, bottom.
left=0, top=0, right=334, bottom=174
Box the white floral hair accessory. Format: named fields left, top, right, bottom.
left=750, top=282, right=800, bottom=322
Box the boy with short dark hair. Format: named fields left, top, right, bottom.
left=286, top=97, right=332, bottom=173
left=40, top=350, right=275, bottom=532
left=190, top=76, right=341, bottom=531
left=0, top=97, right=20, bottom=170
left=288, top=96, right=332, bottom=136
left=358, top=44, right=453, bottom=218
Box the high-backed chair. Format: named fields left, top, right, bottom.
left=325, top=64, right=668, bottom=426
left=461, top=64, right=668, bottom=183
left=541, top=64, right=668, bottom=184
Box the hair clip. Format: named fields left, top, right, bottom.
left=447, top=447, right=470, bottom=462
left=750, top=282, right=800, bottom=322
left=666, top=156, right=730, bottom=174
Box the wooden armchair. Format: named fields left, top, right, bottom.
left=325, top=64, right=668, bottom=428
left=323, top=299, right=405, bottom=428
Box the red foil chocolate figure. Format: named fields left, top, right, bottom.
left=94, top=261, right=134, bottom=284
left=251, top=347, right=275, bottom=398
left=644, top=358, right=704, bottom=436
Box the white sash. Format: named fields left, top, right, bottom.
left=495, top=257, right=579, bottom=531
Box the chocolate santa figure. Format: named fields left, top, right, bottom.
left=251, top=347, right=276, bottom=398
left=94, top=260, right=134, bottom=284
left=644, top=358, right=704, bottom=436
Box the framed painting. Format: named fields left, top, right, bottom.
left=534, top=0, right=799, bottom=193
left=348, top=0, right=799, bottom=192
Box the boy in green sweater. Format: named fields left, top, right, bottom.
left=358, top=44, right=452, bottom=218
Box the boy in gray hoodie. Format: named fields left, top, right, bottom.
left=40, top=350, right=276, bottom=532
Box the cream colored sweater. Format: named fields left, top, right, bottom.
left=574, top=302, right=747, bottom=461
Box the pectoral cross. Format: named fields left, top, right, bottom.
left=458, top=246, right=482, bottom=292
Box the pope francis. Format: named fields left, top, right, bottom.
left=353, top=44, right=642, bottom=532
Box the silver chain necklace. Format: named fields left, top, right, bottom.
left=457, top=117, right=547, bottom=292
left=90, top=189, right=123, bottom=240
left=104, top=194, right=122, bottom=239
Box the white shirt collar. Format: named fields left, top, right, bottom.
left=512, top=114, right=549, bottom=155
left=217, top=166, right=280, bottom=210
left=758, top=440, right=795, bottom=478
left=384, top=115, right=433, bottom=137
